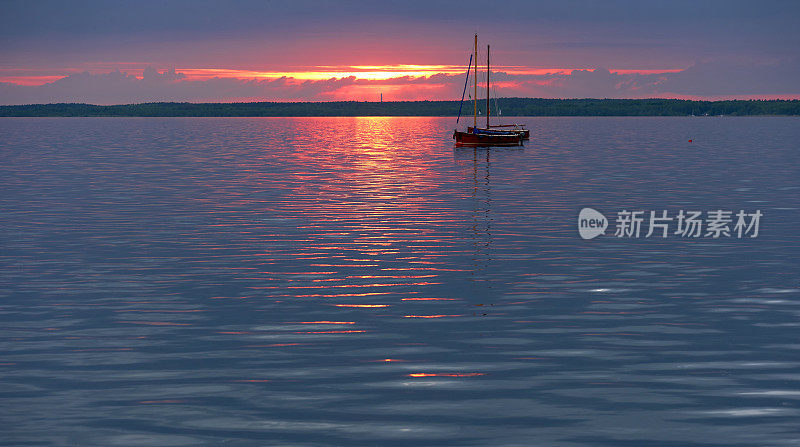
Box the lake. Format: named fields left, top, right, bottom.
left=1, top=116, right=799, bottom=446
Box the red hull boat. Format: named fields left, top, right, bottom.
left=453, top=34, right=523, bottom=147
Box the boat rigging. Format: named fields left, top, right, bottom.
left=453, top=34, right=528, bottom=146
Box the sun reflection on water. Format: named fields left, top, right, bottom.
left=2, top=116, right=798, bottom=445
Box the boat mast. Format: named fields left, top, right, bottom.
left=473, top=34, right=477, bottom=129
left=486, top=44, right=490, bottom=128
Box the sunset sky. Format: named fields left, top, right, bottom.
left=1, top=0, right=798, bottom=104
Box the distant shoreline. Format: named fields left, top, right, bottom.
left=1, top=99, right=798, bottom=117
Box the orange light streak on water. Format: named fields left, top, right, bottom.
left=381, top=268, right=470, bottom=272
left=284, top=282, right=440, bottom=289
left=213, top=117, right=470, bottom=326
left=243, top=343, right=306, bottom=348
left=294, top=330, right=367, bottom=334
left=308, top=264, right=380, bottom=267
left=114, top=309, right=206, bottom=313
left=333, top=304, right=390, bottom=308
left=407, top=373, right=486, bottom=378
left=298, top=292, right=396, bottom=297
left=346, top=275, right=438, bottom=279
left=116, top=321, right=192, bottom=326
left=296, top=321, right=356, bottom=324
left=68, top=348, right=133, bottom=352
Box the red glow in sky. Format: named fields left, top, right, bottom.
left=1, top=1, right=797, bottom=104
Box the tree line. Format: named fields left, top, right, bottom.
left=1, top=99, right=798, bottom=117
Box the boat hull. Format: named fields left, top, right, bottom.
left=454, top=130, right=522, bottom=147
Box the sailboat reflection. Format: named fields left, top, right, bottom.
left=453, top=147, right=522, bottom=282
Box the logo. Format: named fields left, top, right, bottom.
left=578, top=207, right=762, bottom=240
left=578, top=208, right=608, bottom=240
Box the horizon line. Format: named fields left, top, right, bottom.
left=3, top=97, right=800, bottom=108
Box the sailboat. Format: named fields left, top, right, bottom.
left=453, top=34, right=523, bottom=147
left=486, top=85, right=530, bottom=139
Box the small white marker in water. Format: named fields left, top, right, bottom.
left=578, top=208, right=608, bottom=240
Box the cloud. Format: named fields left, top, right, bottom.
left=0, top=68, right=464, bottom=104
left=530, top=68, right=652, bottom=99
left=141, top=66, right=185, bottom=82
left=1, top=58, right=798, bottom=105
left=653, top=58, right=800, bottom=97
left=0, top=69, right=363, bottom=104
left=491, top=57, right=800, bottom=99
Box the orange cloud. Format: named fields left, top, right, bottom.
left=0, top=65, right=684, bottom=87
left=2, top=60, right=798, bottom=104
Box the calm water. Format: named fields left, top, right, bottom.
left=1, top=116, right=799, bottom=446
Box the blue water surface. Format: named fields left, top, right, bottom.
left=1, top=116, right=799, bottom=446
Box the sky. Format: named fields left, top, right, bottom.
left=1, top=0, right=798, bottom=104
